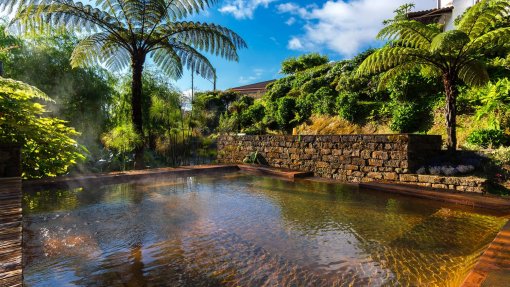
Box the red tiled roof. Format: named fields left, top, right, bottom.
left=229, top=80, right=276, bottom=92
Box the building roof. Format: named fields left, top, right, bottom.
left=407, top=6, right=453, bottom=24
left=229, top=80, right=276, bottom=93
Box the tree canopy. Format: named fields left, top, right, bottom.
left=281, top=53, right=329, bottom=74
left=357, top=0, right=510, bottom=150
left=1, top=0, right=247, bottom=168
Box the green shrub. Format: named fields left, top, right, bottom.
left=265, top=77, right=293, bottom=101
left=0, top=77, right=85, bottom=178
left=300, top=77, right=328, bottom=95
left=281, top=53, right=329, bottom=74
left=466, top=129, right=509, bottom=148
left=489, top=146, right=510, bottom=166
left=336, top=91, right=360, bottom=122
left=240, top=103, right=265, bottom=127
left=390, top=102, right=421, bottom=133
left=276, top=96, right=298, bottom=133
left=312, top=86, right=337, bottom=115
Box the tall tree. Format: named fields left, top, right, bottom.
left=2, top=0, right=246, bottom=168
left=357, top=0, right=510, bottom=151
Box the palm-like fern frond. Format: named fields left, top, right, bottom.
left=467, top=27, right=510, bottom=53
left=458, top=59, right=490, bottom=86
left=1, top=0, right=246, bottom=80
left=457, top=0, right=510, bottom=39
left=377, top=20, right=441, bottom=49
left=357, top=46, right=435, bottom=76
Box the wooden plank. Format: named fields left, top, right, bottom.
left=0, top=177, right=22, bottom=287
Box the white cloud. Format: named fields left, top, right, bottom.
left=287, top=37, right=303, bottom=49
left=219, top=0, right=277, bottom=19
left=239, top=68, right=265, bottom=83
left=279, top=0, right=436, bottom=57
left=285, top=17, right=296, bottom=26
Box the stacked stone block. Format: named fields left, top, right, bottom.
left=217, top=134, right=441, bottom=182
left=217, top=134, right=487, bottom=193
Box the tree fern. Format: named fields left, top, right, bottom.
left=358, top=0, right=510, bottom=151
left=0, top=0, right=247, bottom=168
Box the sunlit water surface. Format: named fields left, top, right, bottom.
left=23, top=172, right=507, bottom=286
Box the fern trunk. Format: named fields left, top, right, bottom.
left=443, top=73, right=457, bottom=152
left=131, top=52, right=146, bottom=169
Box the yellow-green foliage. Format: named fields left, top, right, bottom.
left=101, top=123, right=141, bottom=154
left=295, top=115, right=392, bottom=135
left=0, top=77, right=85, bottom=178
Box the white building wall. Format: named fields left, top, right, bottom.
left=443, top=0, right=477, bottom=30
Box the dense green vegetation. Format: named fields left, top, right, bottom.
left=211, top=1, right=510, bottom=149
left=2, top=0, right=246, bottom=168
left=1, top=0, right=510, bottom=186
left=0, top=29, right=214, bottom=177
left=0, top=77, right=84, bottom=178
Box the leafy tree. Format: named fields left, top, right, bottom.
left=275, top=96, right=298, bottom=133
left=281, top=53, right=329, bottom=74
left=0, top=77, right=85, bottom=178
left=4, top=0, right=247, bottom=168
left=358, top=0, right=510, bottom=151
left=193, top=90, right=240, bottom=134
left=0, top=32, right=116, bottom=156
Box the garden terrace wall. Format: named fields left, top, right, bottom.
left=395, top=174, right=487, bottom=193
left=217, top=134, right=441, bottom=182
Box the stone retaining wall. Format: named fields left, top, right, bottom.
left=217, top=134, right=441, bottom=181
left=395, top=174, right=487, bottom=193
left=217, top=134, right=487, bottom=193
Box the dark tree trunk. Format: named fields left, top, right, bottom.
left=131, top=53, right=146, bottom=169
left=443, top=73, right=457, bottom=152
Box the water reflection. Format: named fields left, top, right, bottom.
left=23, top=173, right=507, bottom=286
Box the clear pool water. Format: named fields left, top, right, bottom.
left=23, top=172, right=507, bottom=286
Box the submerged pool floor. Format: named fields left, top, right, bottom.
left=23, top=172, right=507, bottom=286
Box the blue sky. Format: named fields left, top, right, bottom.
left=171, top=0, right=438, bottom=93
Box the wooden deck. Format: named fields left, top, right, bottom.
left=0, top=177, right=22, bottom=287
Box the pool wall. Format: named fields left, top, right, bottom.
left=217, top=134, right=487, bottom=193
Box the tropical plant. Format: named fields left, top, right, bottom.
left=2, top=0, right=247, bottom=168
left=101, top=122, right=141, bottom=170
left=473, top=78, right=510, bottom=129
left=0, top=77, right=85, bottom=178
left=0, top=31, right=116, bottom=156
left=466, top=128, right=509, bottom=148
left=357, top=0, right=510, bottom=151
left=281, top=53, right=329, bottom=74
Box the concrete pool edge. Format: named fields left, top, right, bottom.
left=359, top=182, right=510, bottom=214
left=22, top=165, right=240, bottom=189
left=461, top=220, right=510, bottom=287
